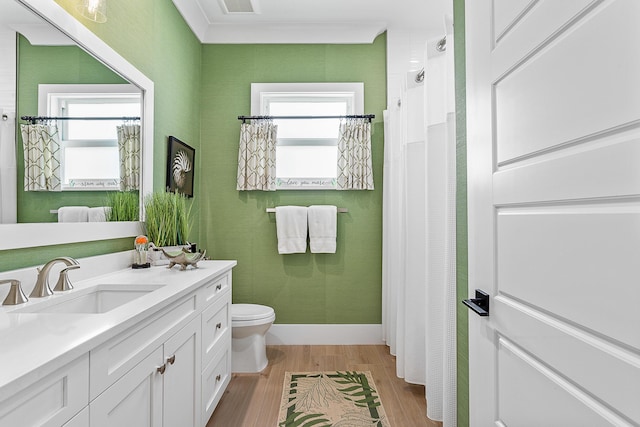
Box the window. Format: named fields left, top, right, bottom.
left=251, top=82, right=364, bottom=189
left=39, top=84, right=141, bottom=190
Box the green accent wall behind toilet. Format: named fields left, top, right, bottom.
left=199, top=35, right=387, bottom=324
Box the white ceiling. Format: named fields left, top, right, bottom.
left=0, top=0, right=74, bottom=45
left=172, top=0, right=450, bottom=44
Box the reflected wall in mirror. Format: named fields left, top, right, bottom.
left=0, top=0, right=143, bottom=224
left=0, top=0, right=154, bottom=250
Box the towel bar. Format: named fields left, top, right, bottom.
left=266, top=207, right=348, bottom=213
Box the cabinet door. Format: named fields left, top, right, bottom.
left=163, top=316, right=201, bottom=427
left=0, top=354, right=88, bottom=427
left=62, top=407, right=88, bottom=427
left=90, top=346, right=163, bottom=427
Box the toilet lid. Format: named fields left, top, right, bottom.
left=232, top=304, right=275, bottom=321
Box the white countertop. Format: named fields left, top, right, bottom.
left=0, top=260, right=236, bottom=401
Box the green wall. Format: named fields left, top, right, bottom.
left=16, top=36, right=128, bottom=223
left=200, top=36, right=387, bottom=324
left=454, top=0, right=469, bottom=425
left=54, top=0, right=203, bottom=235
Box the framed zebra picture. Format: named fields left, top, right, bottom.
left=166, top=136, right=195, bottom=197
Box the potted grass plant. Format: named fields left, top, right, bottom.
left=144, top=191, right=192, bottom=265
left=105, top=191, right=139, bottom=222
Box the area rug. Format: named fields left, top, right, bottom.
left=278, top=371, right=391, bottom=427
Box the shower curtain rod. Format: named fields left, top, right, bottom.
left=238, top=114, right=375, bottom=124
left=21, top=116, right=140, bottom=125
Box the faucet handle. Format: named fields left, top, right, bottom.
left=1, top=279, right=28, bottom=306
left=53, top=265, right=81, bottom=292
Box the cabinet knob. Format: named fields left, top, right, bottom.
left=216, top=322, right=222, bottom=329
left=157, top=364, right=166, bottom=375
left=216, top=284, right=222, bottom=290
left=215, top=374, right=221, bottom=382
left=167, top=355, right=176, bottom=365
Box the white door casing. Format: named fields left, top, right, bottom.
left=466, top=0, right=640, bottom=425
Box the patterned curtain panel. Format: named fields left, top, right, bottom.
left=117, top=124, right=141, bottom=191
left=236, top=120, right=277, bottom=191
left=20, top=123, right=62, bottom=192
left=336, top=118, right=374, bottom=190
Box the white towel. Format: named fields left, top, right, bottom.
left=275, top=206, right=308, bottom=254
left=88, top=207, right=110, bottom=222
left=308, top=205, right=337, bottom=253
left=57, top=206, right=89, bottom=222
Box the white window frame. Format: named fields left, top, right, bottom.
left=38, top=84, right=141, bottom=191
left=251, top=82, right=364, bottom=190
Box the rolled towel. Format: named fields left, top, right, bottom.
left=308, top=205, right=337, bottom=253
left=275, top=206, right=308, bottom=254
left=57, top=206, right=89, bottom=222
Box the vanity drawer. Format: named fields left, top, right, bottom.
left=199, top=272, right=230, bottom=308
left=201, top=295, right=230, bottom=368
left=201, top=341, right=231, bottom=425
left=90, top=291, right=198, bottom=400
left=0, top=354, right=88, bottom=427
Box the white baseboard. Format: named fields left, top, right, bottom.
left=266, top=324, right=383, bottom=345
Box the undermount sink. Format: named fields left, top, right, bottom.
left=13, top=284, right=165, bottom=314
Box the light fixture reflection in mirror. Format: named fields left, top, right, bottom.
left=77, top=0, right=107, bottom=23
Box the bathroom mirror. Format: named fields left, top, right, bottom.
left=0, top=0, right=154, bottom=249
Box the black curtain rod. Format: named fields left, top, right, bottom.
left=237, top=114, right=375, bottom=124
left=21, top=116, right=140, bottom=125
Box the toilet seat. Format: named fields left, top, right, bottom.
left=232, top=304, right=275, bottom=325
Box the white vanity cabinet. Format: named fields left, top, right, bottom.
left=163, top=315, right=201, bottom=426
left=0, top=261, right=235, bottom=427
left=0, top=354, right=89, bottom=427
left=201, top=288, right=232, bottom=424
left=62, top=407, right=89, bottom=427
left=90, top=346, right=164, bottom=426
left=91, top=271, right=231, bottom=427
left=90, top=316, right=202, bottom=427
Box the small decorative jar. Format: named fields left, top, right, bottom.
left=133, top=235, right=151, bottom=269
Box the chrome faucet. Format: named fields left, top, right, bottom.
left=30, top=257, right=80, bottom=298
left=1, top=279, right=28, bottom=306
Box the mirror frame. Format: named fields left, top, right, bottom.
left=1, top=0, right=154, bottom=250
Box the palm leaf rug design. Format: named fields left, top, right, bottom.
left=278, top=371, right=391, bottom=427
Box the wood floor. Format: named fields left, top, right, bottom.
left=206, top=345, right=443, bottom=427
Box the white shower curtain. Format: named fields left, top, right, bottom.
left=0, top=110, right=17, bottom=223
left=382, top=17, right=457, bottom=427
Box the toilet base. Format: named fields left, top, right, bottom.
left=232, top=334, right=268, bottom=373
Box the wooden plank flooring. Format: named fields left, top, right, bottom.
left=206, top=345, right=443, bottom=427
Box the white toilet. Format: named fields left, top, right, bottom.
left=231, top=303, right=276, bottom=373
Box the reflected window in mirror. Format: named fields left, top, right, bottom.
left=251, top=82, right=364, bottom=190
left=39, top=84, right=141, bottom=190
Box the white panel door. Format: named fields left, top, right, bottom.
left=466, top=0, right=640, bottom=425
